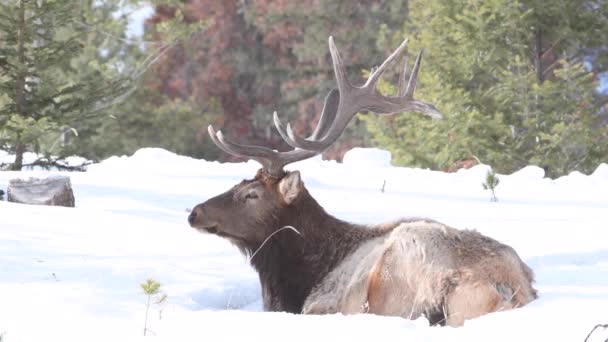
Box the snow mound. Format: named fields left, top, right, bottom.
left=342, top=148, right=392, bottom=167
left=456, top=164, right=493, bottom=179
left=592, top=163, right=608, bottom=181
left=555, top=170, right=589, bottom=186
left=88, top=148, right=200, bottom=174
left=509, top=165, right=545, bottom=180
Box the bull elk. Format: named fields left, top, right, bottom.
left=188, top=37, right=537, bottom=326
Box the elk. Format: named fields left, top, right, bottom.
left=188, top=37, right=537, bottom=326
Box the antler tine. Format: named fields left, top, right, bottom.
left=208, top=126, right=281, bottom=171
left=404, top=50, right=423, bottom=98
left=274, top=88, right=340, bottom=147
left=215, top=130, right=277, bottom=160
left=397, top=55, right=408, bottom=97
left=208, top=125, right=295, bottom=177
left=309, top=88, right=340, bottom=140
left=208, top=88, right=340, bottom=178
left=364, top=38, right=409, bottom=89
left=208, top=126, right=250, bottom=159
left=278, top=37, right=442, bottom=153
left=329, top=37, right=352, bottom=94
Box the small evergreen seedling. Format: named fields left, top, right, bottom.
left=141, top=278, right=167, bottom=336
left=482, top=170, right=500, bottom=202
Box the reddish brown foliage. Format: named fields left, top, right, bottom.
left=143, top=0, right=390, bottom=161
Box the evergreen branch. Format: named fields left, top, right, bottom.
left=21, top=158, right=92, bottom=172
left=71, top=19, right=167, bottom=46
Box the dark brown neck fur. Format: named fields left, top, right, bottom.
left=239, top=188, right=385, bottom=313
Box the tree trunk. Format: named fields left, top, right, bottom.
left=12, top=0, right=26, bottom=171
left=533, top=25, right=544, bottom=145
left=11, top=141, right=25, bottom=171
left=534, top=26, right=544, bottom=85
left=143, top=295, right=151, bottom=336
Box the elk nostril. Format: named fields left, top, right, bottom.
left=188, top=211, right=197, bottom=225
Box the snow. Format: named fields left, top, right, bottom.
left=342, top=147, right=392, bottom=167
left=1, top=147, right=607, bottom=341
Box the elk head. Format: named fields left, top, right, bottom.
left=188, top=36, right=441, bottom=251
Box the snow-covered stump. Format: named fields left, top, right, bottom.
left=7, top=176, right=75, bottom=207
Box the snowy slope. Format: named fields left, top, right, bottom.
left=0, top=147, right=607, bottom=341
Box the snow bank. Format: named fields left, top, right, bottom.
left=0, top=147, right=607, bottom=342
left=342, top=147, right=392, bottom=167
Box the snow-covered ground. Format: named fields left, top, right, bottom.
left=1, top=147, right=607, bottom=341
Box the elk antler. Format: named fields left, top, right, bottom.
left=274, top=37, right=442, bottom=152
left=208, top=36, right=441, bottom=177
left=208, top=88, right=340, bottom=178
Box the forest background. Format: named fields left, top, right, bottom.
left=1, top=0, right=607, bottom=178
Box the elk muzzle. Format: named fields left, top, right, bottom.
left=188, top=204, right=218, bottom=233
left=187, top=209, right=198, bottom=226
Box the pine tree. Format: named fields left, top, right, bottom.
left=482, top=170, right=500, bottom=202
left=140, top=278, right=167, bottom=336
left=0, top=0, right=132, bottom=170
left=364, top=0, right=608, bottom=178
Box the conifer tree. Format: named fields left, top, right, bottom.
left=364, top=0, right=608, bottom=177
left=482, top=169, right=500, bottom=202
left=0, top=0, right=132, bottom=170
left=140, top=278, right=167, bottom=336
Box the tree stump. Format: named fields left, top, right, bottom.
left=7, top=176, right=75, bottom=207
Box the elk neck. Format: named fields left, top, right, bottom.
left=248, top=186, right=384, bottom=313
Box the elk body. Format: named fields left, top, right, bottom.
left=188, top=37, right=537, bottom=326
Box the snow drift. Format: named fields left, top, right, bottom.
left=0, top=147, right=606, bottom=341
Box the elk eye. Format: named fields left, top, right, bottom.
left=245, top=191, right=259, bottom=200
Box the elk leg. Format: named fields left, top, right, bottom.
left=366, top=241, right=422, bottom=319
left=445, top=281, right=513, bottom=326
left=425, top=308, right=447, bottom=326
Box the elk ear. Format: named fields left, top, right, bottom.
left=279, top=171, right=303, bottom=205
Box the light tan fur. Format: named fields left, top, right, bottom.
left=302, top=219, right=536, bottom=326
